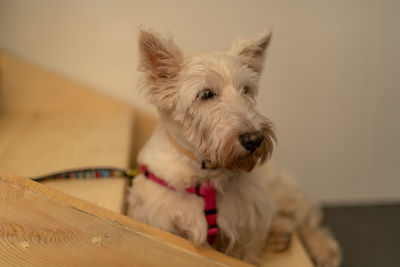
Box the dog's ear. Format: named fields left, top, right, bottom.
left=138, top=28, right=183, bottom=79
left=230, top=29, right=272, bottom=73
left=138, top=28, right=183, bottom=110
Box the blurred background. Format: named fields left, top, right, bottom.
left=0, top=1, right=399, bottom=265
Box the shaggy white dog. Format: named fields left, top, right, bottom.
left=127, top=28, right=341, bottom=266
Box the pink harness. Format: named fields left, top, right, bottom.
left=140, top=165, right=218, bottom=245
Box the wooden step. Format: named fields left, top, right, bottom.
left=0, top=51, right=134, bottom=214
left=0, top=170, right=246, bottom=267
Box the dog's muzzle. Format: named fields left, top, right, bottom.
left=238, top=131, right=265, bottom=153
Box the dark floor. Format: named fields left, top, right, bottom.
left=323, top=204, right=400, bottom=267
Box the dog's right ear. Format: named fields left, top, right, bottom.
left=138, top=28, right=183, bottom=110
left=138, top=29, right=183, bottom=80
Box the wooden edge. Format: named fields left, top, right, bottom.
left=0, top=169, right=250, bottom=267
left=260, top=234, right=314, bottom=267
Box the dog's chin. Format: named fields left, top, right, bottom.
left=212, top=135, right=272, bottom=172
left=221, top=149, right=267, bottom=172
left=203, top=126, right=274, bottom=172
left=224, top=157, right=258, bottom=172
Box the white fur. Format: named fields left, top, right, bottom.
left=127, top=28, right=341, bottom=266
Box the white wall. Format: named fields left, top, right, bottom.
left=1, top=0, right=399, bottom=204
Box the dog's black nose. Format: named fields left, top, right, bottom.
left=238, top=131, right=265, bottom=153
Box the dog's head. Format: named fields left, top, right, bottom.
left=138, top=28, right=276, bottom=172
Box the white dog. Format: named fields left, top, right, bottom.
left=127, top=28, right=341, bottom=266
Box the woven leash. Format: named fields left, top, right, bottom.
left=32, top=167, right=137, bottom=182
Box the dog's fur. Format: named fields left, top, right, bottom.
left=127, top=28, right=341, bottom=266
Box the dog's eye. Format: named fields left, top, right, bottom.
left=198, top=88, right=215, bottom=100
left=243, top=86, right=250, bottom=94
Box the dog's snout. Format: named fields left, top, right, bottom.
left=238, top=131, right=264, bottom=153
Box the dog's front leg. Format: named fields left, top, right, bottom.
left=171, top=212, right=208, bottom=246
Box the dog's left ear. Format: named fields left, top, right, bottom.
left=230, top=29, right=272, bottom=73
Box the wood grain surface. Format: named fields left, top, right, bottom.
left=0, top=52, right=134, bottom=178
left=0, top=51, right=133, bottom=214
left=0, top=170, right=249, bottom=267
left=42, top=178, right=128, bottom=214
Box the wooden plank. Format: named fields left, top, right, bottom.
left=0, top=170, right=249, bottom=267
left=0, top=52, right=133, bottom=213
left=0, top=113, right=130, bottom=212
left=42, top=178, right=128, bottom=214
left=0, top=112, right=133, bottom=178
left=260, top=235, right=313, bottom=267
left=0, top=52, right=134, bottom=178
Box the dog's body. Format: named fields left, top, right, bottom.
left=127, top=28, right=341, bottom=266
left=129, top=126, right=272, bottom=263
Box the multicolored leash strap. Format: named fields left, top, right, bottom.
left=32, top=167, right=137, bottom=182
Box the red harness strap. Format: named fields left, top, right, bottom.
left=140, top=165, right=218, bottom=245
